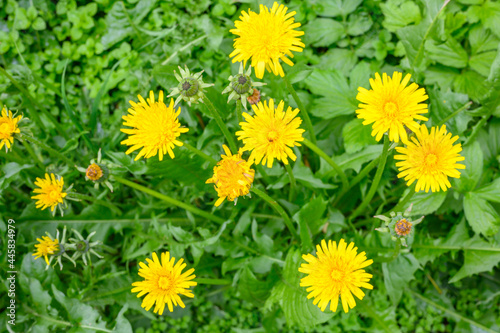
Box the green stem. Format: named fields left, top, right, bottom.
left=202, top=94, right=238, bottom=153
left=333, top=155, right=381, bottom=206
left=82, top=286, right=130, bottom=302
left=302, top=138, right=349, bottom=190
left=391, top=185, right=416, bottom=213
left=20, top=134, right=73, bottom=165
left=437, top=101, right=472, bottom=127
left=284, top=163, right=296, bottom=202
left=256, top=164, right=272, bottom=185
left=162, top=34, right=207, bottom=66
left=68, top=192, right=122, bottom=216
left=464, top=116, right=488, bottom=146
left=194, top=278, right=231, bottom=285
left=409, top=290, right=497, bottom=333
left=283, top=75, right=316, bottom=144
left=114, top=175, right=226, bottom=224
left=235, top=99, right=243, bottom=123
left=21, top=139, right=44, bottom=169
left=350, top=136, right=391, bottom=221
left=250, top=187, right=300, bottom=241
left=183, top=142, right=217, bottom=164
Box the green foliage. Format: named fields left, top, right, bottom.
left=1, top=0, right=500, bottom=332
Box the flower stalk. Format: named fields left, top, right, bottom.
left=283, top=75, right=316, bottom=144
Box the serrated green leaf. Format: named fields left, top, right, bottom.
left=474, top=177, right=500, bottom=203
left=347, top=13, right=373, bottom=36
left=454, top=140, right=482, bottom=192
left=381, top=0, right=421, bottom=32
left=449, top=235, right=500, bottom=283
left=238, top=267, right=277, bottom=306
left=382, top=254, right=420, bottom=305
left=463, top=192, right=500, bottom=236
left=303, top=18, right=344, bottom=47
left=427, top=88, right=471, bottom=135
left=335, top=144, right=383, bottom=173
left=405, top=190, right=447, bottom=216
left=315, top=0, right=362, bottom=17
left=453, top=70, right=489, bottom=102
left=425, top=38, right=468, bottom=68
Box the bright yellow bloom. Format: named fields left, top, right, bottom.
left=206, top=145, right=255, bottom=207
left=356, top=72, right=428, bottom=143
left=229, top=2, right=305, bottom=79
left=395, top=124, right=465, bottom=192
left=0, top=107, right=22, bottom=151
left=236, top=99, right=304, bottom=168
left=299, top=239, right=373, bottom=313
left=31, top=173, right=67, bottom=212
left=131, top=252, right=197, bottom=315
left=121, top=91, right=189, bottom=161
left=33, top=236, right=59, bottom=265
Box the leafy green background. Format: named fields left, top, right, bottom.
left=1, top=0, right=500, bottom=332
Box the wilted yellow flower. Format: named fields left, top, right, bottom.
left=131, top=252, right=197, bottom=315
left=229, top=2, right=305, bottom=79
left=236, top=99, right=304, bottom=168
left=299, top=239, right=373, bottom=313
left=33, top=236, right=59, bottom=265
left=356, top=72, right=428, bottom=143
left=395, top=124, right=465, bottom=192
left=31, top=173, right=67, bottom=212
left=206, top=145, right=255, bottom=207
left=0, top=107, right=22, bottom=151
left=121, top=91, right=189, bottom=161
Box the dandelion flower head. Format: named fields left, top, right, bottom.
left=131, top=252, right=197, bottom=315
left=356, top=72, right=428, bottom=143
left=31, top=173, right=67, bottom=212
left=299, top=239, right=373, bottom=313
left=121, top=91, right=189, bottom=161
left=229, top=2, right=305, bottom=79
left=0, top=107, right=22, bottom=151
left=236, top=99, right=304, bottom=168
left=33, top=236, right=59, bottom=265
left=395, top=124, right=465, bottom=192
left=206, top=145, right=255, bottom=207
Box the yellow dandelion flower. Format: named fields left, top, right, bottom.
left=395, top=124, right=465, bottom=192
left=33, top=236, right=59, bottom=265
left=131, top=252, right=197, bottom=315
left=0, top=107, right=22, bottom=151
left=206, top=145, right=255, bottom=207
left=229, top=2, right=305, bottom=79
left=236, top=99, right=304, bottom=168
left=356, top=72, right=428, bottom=143
left=299, top=239, right=373, bottom=313
left=121, top=91, right=189, bottom=161
left=31, top=173, right=67, bottom=212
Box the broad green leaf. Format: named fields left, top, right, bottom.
left=266, top=249, right=334, bottom=329
left=343, top=119, right=377, bottom=154
left=474, top=177, right=500, bottom=203
left=238, top=267, right=277, bottom=306
left=318, top=49, right=357, bottom=77
left=466, top=0, right=500, bottom=38
left=453, top=70, right=489, bottom=102
left=106, top=151, right=148, bottom=175
left=335, top=144, right=383, bottom=173
left=314, top=0, right=363, bottom=17
left=293, top=197, right=328, bottom=250
left=469, top=26, right=499, bottom=54
left=347, top=13, right=373, bottom=36
left=382, top=254, right=420, bottom=305
left=294, top=162, right=337, bottom=189
left=304, top=18, right=344, bottom=47
left=425, top=38, right=468, bottom=68
left=449, top=235, right=500, bottom=283
left=29, top=278, right=52, bottom=312
left=113, top=305, right=133, bottom=333
left=454, top=140, right=482, bottom=192
left=405, top=190, right=447, bottom=216
left=381, top=0, right=421, bottom=32
left=427, top=88, right=471, bottom=135
left=423, top=65, right=460, bottom=91
left=469, top=51, right=497, bottom=77
left=463, top=192, right=500, bottom=236
left=349, top=61, right=372, bottom=91
left=252, top=220, right=274, bottom=255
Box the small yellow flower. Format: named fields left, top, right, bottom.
left=86, top=163, right=103, bottom=181
left=31, top=173, right=67, bottom=212
left=236, top=99, right=304, bottom=168
left=229, top=2, right=305, bottom=79
left=206, top=145, right=255, bottom=207
left=33, top=236, right=59, bottom=265
left=121, top=91, right=189, bottom=161
left=0, top=107, right=22, bottom=151
left=131, top=252, right=197, bottom=315
left=394, top=124, right=465, bottom=192
left=299, top=239, right=373, bottom=313
left=356, top=72, right=428, bottom=143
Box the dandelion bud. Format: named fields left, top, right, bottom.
left=168, top=65, right=214, bottom=106
left=76, top=149, right=115, bottom=192
left=222, top=63, right=265, bottom=109
left=374, top=205, right=424, bottom=247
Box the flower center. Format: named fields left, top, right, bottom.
left=182, top=82, right=191, bottom=91
left=0, top=122, right=12, bottom=137
left=238, top=76, right=247, bottom=85
left=158, top=276, right=173, bottom=290
left=48, top=189, right=61, bottom=201
left=384, top=102, right=398, bottom=119
left=395, top=219, right=412, bottom=236
left=180, top=78, right=200, bottom=97
left=424, top=153, right=438, bottom=166
left=267, top=130, right=278, bottom=142
left=330, top=268, right=346, bottom=283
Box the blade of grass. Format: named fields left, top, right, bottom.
left=61, top=59, right=96, bottom=152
